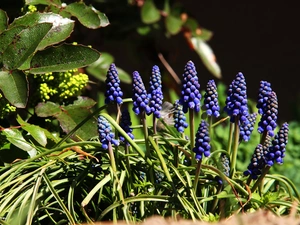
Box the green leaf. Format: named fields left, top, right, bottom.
left=2, top=128, right=35, bottom=152
left=63, top=2, right=109, bottom=29
left=0, top=25, right=25, bottom=64
left=190, top=37, right=222, bottom=79
left=25, top=0, right=61, bottom=5
left=10, top=12, right=75, bottom=50
left=16, top=115, right=48, bottom=147
left=35, top=97, right=97, bottom=141
left=0, top=9, right=8, bottom=33
left=86, top=53, right=132, bottom=84
left=141, top=0, right=161, bottom=24
left=165, top=14, right=183, bottom=35
left=0, top=70, right=28, bottom=108
left=29, top=44, right=101, bottom=73
left=3, top=23, right=52, bottom=70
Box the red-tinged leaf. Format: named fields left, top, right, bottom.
left=0, top=70, right=28, bottom=108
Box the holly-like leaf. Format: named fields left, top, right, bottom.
left=86, top=52, right=131, bottom=84
left=0, top=25, right=25, bottom=63
left=35, top=97, right=98, bottom=141
left=10, top=12, right=74, bottom=50
left=63, top=2, right=109, bottom=29
left=2, top=128, right=36, bottom=152
left=190, top=37, right=221, bottom=79
left=0, top=70, right=28, bottom=108
left=3, top=23, right=52, bottom=70
left=165, top=14, right=183, bottom=35
left=0, top=9, right=8, bottom=33
left=29, top=44, right=101, bottom=73
left=25, top=0, right=61, bottom=5
left=141, top=0, right=161, bottom=24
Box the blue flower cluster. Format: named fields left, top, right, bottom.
left=257, top=91, right=278, bottom=137
left=132, top=71, right=151, bottom=115
left=239, top=113, right=258, bottom=142
left=243, top=144, right=265, bottom=179
left=119, top=109, right=134, bottom=145
left=257, top=81, right=272, bottom=115
left=193, top=120, right=211, bottom=161
left=224, top=72, right=249, bottom=124
left=179, top=61, right=202, bottom=113
left=148, top=65, right=163, bottom=118
left=105, top=63, right=123, bottom=105
left=97, top=115, right=119, bottom=149
left=203, top=79, right=220, bottom=118
left=173, top=100, right=188, bottom=133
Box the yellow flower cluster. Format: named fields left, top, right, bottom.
left=0, top=93, right=16, bottom=119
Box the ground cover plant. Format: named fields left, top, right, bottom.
left=0, top=1, right=299, bottom=225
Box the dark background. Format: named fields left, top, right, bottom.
left=2, top=1, right=300, bottom=122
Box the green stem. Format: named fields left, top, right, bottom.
left=227, top=122, right=234, bottom=155
left=141, top=111, right=150, bottom=159
left=251, top=166, right=271, bottom=193
left=189, top=110, right=196, bottom=163
left=230, top=117, right=240, bottom=178
left=193, top=159, right=202, bottom=192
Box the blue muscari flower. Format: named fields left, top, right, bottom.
left=105, top=63, right=123, bottom=105
left=257, top=81, right=272, bottom=115
left=203, top=79, right=220, bottom=117
left=257, top=91, right=278, bottom=137
left=193, top=120, right=211, bottom=161
left=239, top=112, right=258, bottom=142
left=132, top=71, right=151, bottom=115
left=224, top=72, right=249, bottom=124
left=179, top=61, right=201, bottom=113
left=148, top=65, right=163, bottom=118
left=173, top=100, right=188, bottom=133
left=97, top=115, right=119, bottom=149
left=243, top=144, right=265, bottom=179
left=265, top=122, right=289, bottom=166
left=119, top=109, right=134, bottom=145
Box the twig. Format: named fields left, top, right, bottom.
left=158, top=53, right=181, bottom=85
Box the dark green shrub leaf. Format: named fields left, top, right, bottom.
left=165, top=14, right=183, bottom=35
left=0, top=9, right=8, bottom=33
left=63, top=2, right=109, bottom=29
left=141, top=0, right=161, bottom=24
left=10, top=12, right=75, bottom=50
left=16, top=115, right=48, bottom=147
left=3, top=23, right=52, bottom=70
left=0, top=70, right=28, bottom=108
left=35, top=97, right=97, bottom=141
left=2, top=128, right=35, bottom=152
left=0, top=25, right=25, bottom=63
left=29, top=44, right=101, bottom=73
left=86, top=53, right=131, bottom=84
left=25, top=0, right=61, bottom=5
left=190, top=37, right=221, bottom=79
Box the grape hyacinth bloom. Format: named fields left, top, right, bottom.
left=203, top=79, right=220, bottom=118
left=179, top=61, right=202, bottom=113
left=265, top=122, right=289, bottom=166
left=173, top=100, right=188, bottom=133
left=243, top=144, right=265, bottom=179
left=148, top=65, right=163, bottom=118
left=239, top=112, right=258, bottom=142
left=224, top=72, right=249, bottom=124
left=257, top=91, right=278, bottom=137
left=256, top=81, right=272, bottom=115
left=97, top=115, right=119, bottom=149
left=132, top=71, right=151, bottom=115
left=105, top=63, right=123, bottom=105
left=193, top=120, right=211, bottom=161
left=119, top=109, right=134, bottom=145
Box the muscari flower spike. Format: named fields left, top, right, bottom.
left=256, top=81, right=272, bottom=115
left=215, top=153, right=230, bottom=185
left=173, top=100, right=188, bottom=133
left=119, top=109, right=134, bottom=145
left=148, top=65, right=163, bottom=118
left=239, top=112, right=258, bottom=142
left=179, top=61, right=201, bottom=113
left=97, top=115, right=119, bottom=149
left=203, top=79, right=220, bottom=118
left=105, top=63, right=123, bottom=105
left=265, top=122, right=289, bottom=166
left=243, top=144, right=265, bottom=179
left=224, top=72, right=249, bottom=124
left=132, top=71, right=151, bottom=115
left=257, top=91, right=278, bottom=137
left=193, top=120, right=211, bottom=161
